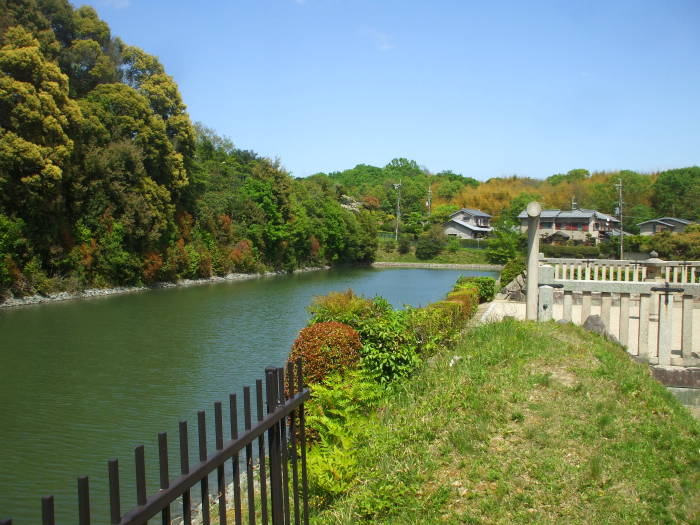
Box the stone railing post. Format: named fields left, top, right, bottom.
left=538, top=285, right=554, bottom=321
left=526, top=202, right=541, bottom=320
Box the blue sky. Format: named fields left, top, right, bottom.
left=90, top=0, right=699, bottom=180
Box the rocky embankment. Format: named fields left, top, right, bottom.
left=0, top=266, right=330, bottom=309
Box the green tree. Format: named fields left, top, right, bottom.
left=415, top=226, right=447, bottom=260
left=0, top=26, right=82, bottom=247
left=652, top=167, right=700, bottom=221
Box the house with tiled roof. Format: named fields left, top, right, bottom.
left=516, top=208, right=620, bottom=244
left=443, top=208, right=493, bottom=239
left=637, top=217, right=693, bottom=236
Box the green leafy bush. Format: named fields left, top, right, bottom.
left=415, top=227, right=447, bottom=260
left=485, top=226, right=523, bottom=264
left=456, top=276, right=496, bottom=302
left=542, top=244, right=600, bottom=258
left=500, top=256, right=525, bottom=286
left=446, top=284, right=479, bottom=319
left=289, top=321, right=362, bottom=385
left=308, top=290, right=419, bottom=384
left=406, top=302, right=462, bottom=355
left=359, top=310, right=420, bottom=384
left=398, top=235, right=411, bottom=254
left=308, top=289, right=391, bottom=327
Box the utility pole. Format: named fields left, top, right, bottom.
left=426, top=185, right=432, bottom=216
left=614, top=178, right=624, bottom=260
left=394, top=182, right=402, bottom=241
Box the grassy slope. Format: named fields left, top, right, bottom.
left=374, top=247, right=490, bottom=264
left=311, top=320, right=700, bottom=524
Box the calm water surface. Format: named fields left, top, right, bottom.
left=0, top=267, right=496, bottom=523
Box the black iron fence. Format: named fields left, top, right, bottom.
left=1, top=361, right=310, bottom=525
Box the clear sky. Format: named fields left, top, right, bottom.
left=89, top=0, right=699, bottom=180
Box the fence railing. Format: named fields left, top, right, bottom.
left=541, top=257, right=700, bottom=284
left=538, top=264, right=700, bottom=367
left=1, top=361, right=310, bottom=525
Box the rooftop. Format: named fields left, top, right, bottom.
left=517, top=208, right=619, bottom=223
left=450, top=208, right=492, bottom=218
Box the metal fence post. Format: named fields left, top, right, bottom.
left=266, top=367, right=284, bottom=525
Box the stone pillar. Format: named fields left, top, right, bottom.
left=538, top=285, right=554, bottom=321
left=657, top=293, right=674, bottom=366
left=526, top=201, right=542, bottom=320
left=638, top=293, right=650, bottom=361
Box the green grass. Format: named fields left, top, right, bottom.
left=374, top=246, right=490, bottom=265
left=310, top=320, right=700, bottom=524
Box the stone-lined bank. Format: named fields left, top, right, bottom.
left=0, top=266, right=330, bottom=309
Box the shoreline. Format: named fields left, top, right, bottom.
left=372, top=261, right=503, bottom=271
left=0, top=266, right=331, bottom=309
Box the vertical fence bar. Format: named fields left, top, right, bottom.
left=214, top=402, right=227, bottom=525
left=78, top=476, right=90, bottom=525
left=41, top=496, right=54, bottom=525
left=229, top=394, right=242, bottom=525
left=135, top=445, right=147, bottom=509
left=256, top=380, right=269, bottom=525
left=108, top=459, right=121, bottom=525
left=179, top=420, right=192, bottom=525
left=158, top=432, right=171, bottom=525
left=562, top=292, right=572, bottom=322
left=682, top=295, right=694, bottom=364
left=581, top=291, right=591, bottom=324
left=638, top=294, right=650, bottom=361
left=266, top=367, right=284, bottom=525
left=619, top=293, right=630, bottom=347
left=657, top=294, right=673, bottom=366
left=601, top=292, right=612, bottom=331
left=287, top=361, right=301, bottom=525
left=296, top=360, right=309, bottom=525
left=278, top=368, right=291, bottom=525
left=198, top=410, right=210, bottom=525
left=244, top=387, right=256, bottom=525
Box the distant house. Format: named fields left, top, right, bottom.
left=517, top=208, right=620, bottom=244
left=637, top=217, right=693, bottom=235
left=443, top=208, right=493, bottom=239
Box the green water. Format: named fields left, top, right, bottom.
left=0, top=267, right=496, bottom=523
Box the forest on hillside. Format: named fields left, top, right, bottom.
left=0, top=0, right=376, bottom=297
left=313, top=162, right=700, bottom=234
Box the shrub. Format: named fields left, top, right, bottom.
left=358, top=310, right=420, bottom=384
left=500, top=256, right=525, bottom=286
left=308, top=289, right=391, bottom=327
left=415, top=227, right=446, bottom=260
left=406, top=302, right=462, bottom=355
left=485, top=226, right=523, bottom=264
left=446, top=237, right=460, bottom=253
left=382, top=240, right=395, bottom=253
left=289, top=321, right=362, bottom=385
left=455, top=276, right=496, bottom=302
left=446, top=284, right=479, bottom=319
left=542, top=244, right=600, bottom=258
left=397, top=235, right=411, bottom=254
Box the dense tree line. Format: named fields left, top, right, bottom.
left=315, top=162, right=700, bottom=235
left=0, top=0, right=376, bottom=296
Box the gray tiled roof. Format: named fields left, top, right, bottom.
left=517, top=208, right=619, bottom=222
left=447, top=218, right=493, bottom=232
left=637, top=217, right=692, bottom=226
left=450, top=208, right=492, bottom=218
